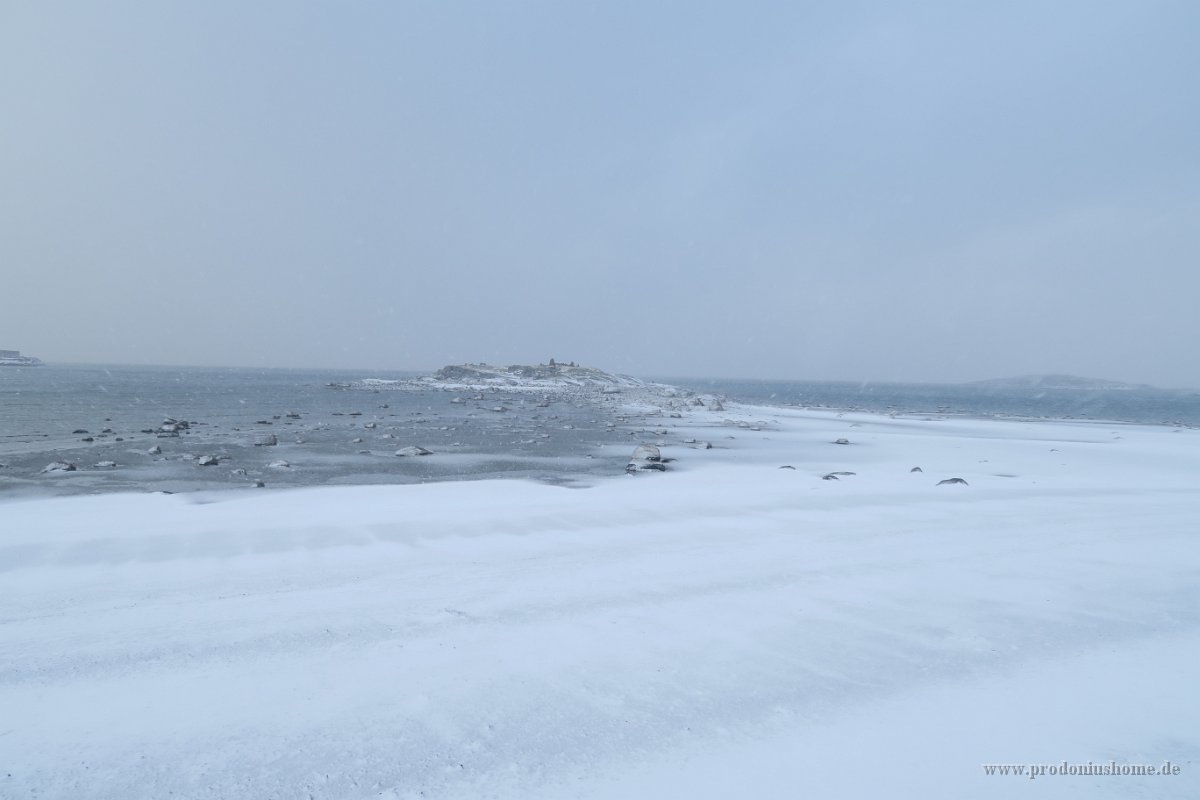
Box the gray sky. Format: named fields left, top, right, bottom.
left=2, top=1, right=1197, bottom=386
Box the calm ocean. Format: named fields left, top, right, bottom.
left=671, top=377, right=1200, bottom=427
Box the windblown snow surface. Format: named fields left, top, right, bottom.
left=2, top=405, right=1198, bottom=799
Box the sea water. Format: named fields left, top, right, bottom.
left=2, top=364, right=1196, bottom=498
left=0, top=364, right=636, bottom=497
left=678, top=377, right=1200, bottom=427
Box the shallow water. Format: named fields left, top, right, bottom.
left=0, top=364, right=640, bottom=497
left=3, top=364, right=1197, bottom=498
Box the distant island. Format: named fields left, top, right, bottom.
left=333, top=360, right=663, bottom=395
left=430, top=361, right=644, bottom=388
left=0, top=349, right=43, bottom=367
left=969, top=374, right=1153, bottom=391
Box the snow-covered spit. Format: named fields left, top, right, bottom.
left=2, top=400, right=1198, bottom=799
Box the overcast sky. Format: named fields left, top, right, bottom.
left=2, top=1, right=1197, bottom=385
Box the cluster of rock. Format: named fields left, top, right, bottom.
left=142, top=418, right=191, bottom=438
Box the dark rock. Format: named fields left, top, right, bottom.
left=822, top=474, right=839, bottom=480
left=72, top=429, right=88, bottom=434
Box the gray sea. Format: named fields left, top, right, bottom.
left=2, top=364, right=1197, bottom=498
left=667, top=376, right=1200, bottom=427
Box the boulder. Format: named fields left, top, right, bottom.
left=395, top=446, right=433, bottom=457
left=41, top=461, right=77, bottom=473
left=253, top=434, right=278, bottom=447
left=147, top=445, right=162, bottom=455
left=626, top=444, right=667, bottom=473
left=197, top=455, right=219, bottom=466
left=937, top=477, right=969, bottom=486
left=93, top=461, right=118, bottom=468
left=631, top=444, right=661, bottom=462
left=268, top=460, right=291, bottom=468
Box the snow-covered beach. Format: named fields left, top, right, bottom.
left=2, top=401, right=1198, bottom=798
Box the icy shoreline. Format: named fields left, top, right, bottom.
left=2, top=405, right=1198, bottom=798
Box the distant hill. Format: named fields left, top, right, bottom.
left=969, top=374, right=1154, bottom=391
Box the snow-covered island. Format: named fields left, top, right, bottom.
left=332, top=361, right=688, bottom=409
left=432, top=360, right=645, bottom=388
left=0, top=348, right=43, bottom=366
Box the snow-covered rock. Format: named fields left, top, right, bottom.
left=627, top=444, right=667, bottom=473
